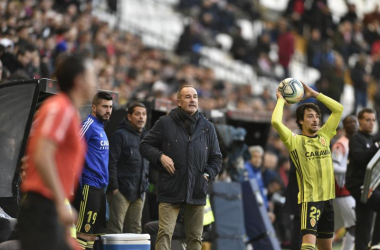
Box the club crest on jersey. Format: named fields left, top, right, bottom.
left=320, top=137, right=326, bottom=147
left=85, top=224, right=91, bottom=232
left=310, top=218, right=316, bottom=227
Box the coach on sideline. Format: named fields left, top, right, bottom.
left=346, top=108, right=380, bottom=250
left=107, top=102, right=149, bottom=234
left=140, top=85, right=222, bottom=250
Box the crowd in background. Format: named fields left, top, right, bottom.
left=176, top=0, right=380, bottom=117
left=2, top=0, right=380, bottom=247
left=0, top=0, right=267, bottom=112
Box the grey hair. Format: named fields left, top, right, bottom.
left=248, top=145, right=264, bottom=156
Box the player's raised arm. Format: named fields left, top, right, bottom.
left=301, top=81, right=320, bottom=100
left=271, top=89, right=292, bottom=143
left=302, top=81, right=344, bottom=134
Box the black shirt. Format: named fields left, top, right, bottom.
left=346, top=131, right=380, bottom=198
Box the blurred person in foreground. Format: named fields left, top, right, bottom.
left=140, top=85, right=222, bottom=250
left=346, top=108, right=380, bottom=250
left=18, top=55, right=96, bottom=250
left=331, top=115, right=358, bottom=250
left=271, top=82, right=343, bottom=250
left=74, top=92, right=113, bottom=250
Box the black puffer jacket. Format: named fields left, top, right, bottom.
left=108, top=118, right=149, bottom=202
left=346, top=131, right=380, bottom=199
left=139, top=108, right=222, bottom=205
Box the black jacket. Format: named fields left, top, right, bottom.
left=351, top=63, right=368, bottom=93
left=108, top=118, right=149, bottom=202
left=139, top=108, right=222, bottom=205
left=346, top=131, right=380, bottom=198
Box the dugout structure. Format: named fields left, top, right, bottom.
left=0, top=79, right=40, bottom=217
left=0, top=78, right=118, bottom=217
left=361, top=149, right=380, bottom=203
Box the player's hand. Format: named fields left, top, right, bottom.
left=56, top=202, right=75, bottom=237
left=276, top=88, right=290, bottom=106
left=268, top=211, right=276, bottom=223
left=68, top=236, right=82, bottom=250
left=19, top=156, right=28, bottom=181
left=160, top=154, right=175, bottom=175
left=106, top=189, right=119, bottom=204
left=300, top=81, right=319, bottom=100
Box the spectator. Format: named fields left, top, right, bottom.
left=352, top=21, right=369, bottom=53
left=12, top=45, right=35, bottom=77
left=243, top=146, right=268, bottom=209
left=332, top=21, right=354, bottom=61
left=351, top=54, right=370, bottom=114
left=54, top=27, right=78, bottom=58
left=230, top=26, right=252, bottom=64
left=277, top=18, right=294, bottom=78
left=107, top=102, right=149, bottom=234
left=218, top=3, right=236, bottom=34
left=363, top=19, right=380, bottom=47
left=175, top=23, right=203, bottom=57
left=254, top=32, right=271, bottom=58
left=321, top=52, right=345, bottom=104
left=199, top=0, right=220, bottom=34
left=307, top=29, right=324, bottom=70
left=284, top=0, right=305, bottom=34
left=340, top=4, right=358, bottom=24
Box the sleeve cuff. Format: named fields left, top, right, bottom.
left=278, top=98, right=285, bottom=105
left=156, top=152, right=163, bottom=165
left=316, top=93, right=325, bottom=101
left=204, top=168, right=215, bottom=179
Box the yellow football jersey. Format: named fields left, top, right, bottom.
left=272, top=94, right=343, bottom=203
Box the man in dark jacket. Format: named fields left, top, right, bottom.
left=346, top=108, right=380, bottom=250
left=140, top=85, right=222, bottom=250
left=107, top=102, right=149, bottom=234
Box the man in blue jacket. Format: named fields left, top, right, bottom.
left=140, top=85, right=222, bottom=250
left=244, top=145, right=269, bottom=210
left=74, top=91, right=113, bottom=250
left=107, top=102, right=149, bottom=234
